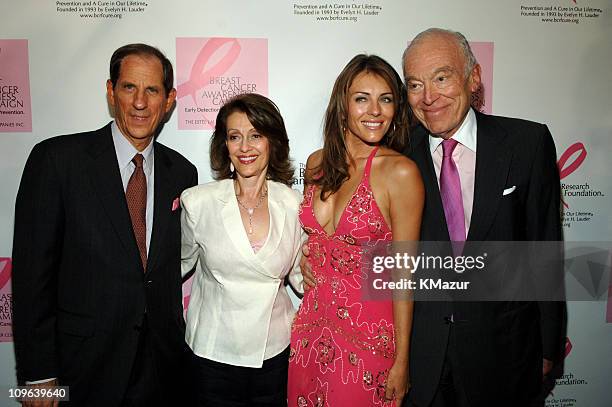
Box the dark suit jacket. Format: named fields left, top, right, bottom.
left=12, top=123, right=198, bottom=405
left=405, top=112, right=565, bottom=407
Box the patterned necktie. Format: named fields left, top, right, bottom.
left=126, top=154, right=147, bottom=271
left=440, top=139, right=466, bottom=250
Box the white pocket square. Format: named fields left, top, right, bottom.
left=502, top=186, right=516, bottom=196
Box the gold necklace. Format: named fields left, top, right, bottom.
left=235, top=186, right=268, bottom=234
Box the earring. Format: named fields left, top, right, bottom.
left=393, top=123, right=396, bottom=133
left=230, top=162, right=235, bottom=173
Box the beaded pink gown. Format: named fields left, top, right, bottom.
left=288, top=147, right=396, bottom=406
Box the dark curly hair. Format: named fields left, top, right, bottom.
left=210, top=93, right=295, bottom=186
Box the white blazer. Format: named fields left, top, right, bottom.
left=180, top=179, right=304, bottom=368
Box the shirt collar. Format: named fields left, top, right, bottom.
left=111, top=121, right=154, bottom=169
left=428, top=108, right=477, bottom=154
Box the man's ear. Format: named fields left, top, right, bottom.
left=469, top=63, right=482, bottom=93
left=106, top=79, right=115, bottom=106
left=165, top=88, right=177, bottom=113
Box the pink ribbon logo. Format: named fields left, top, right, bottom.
left=0, top=258, right=11, bottom=291
left=557, top=142, right=587, bottom=208
left=177, top=38, right=242, bottom=125
left=564, top=337, right=573, bottom=358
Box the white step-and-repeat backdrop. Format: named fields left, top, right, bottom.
left=1, top=0, right=610, bottom=405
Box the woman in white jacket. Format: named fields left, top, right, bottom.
left=181, top=93, right=304, bottom=406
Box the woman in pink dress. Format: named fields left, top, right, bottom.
left=287, top=55, right=424, bottom=406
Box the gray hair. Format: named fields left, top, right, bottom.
left=402, top=28, right=478, bottom=79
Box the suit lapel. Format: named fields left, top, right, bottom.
left=86, top=124, right=141, bottom=269
left=219, top=180, right=286, bottom=279
left=467, top=112, right=513, bottom=241
left=220, top=179, right=256, bottom=262
left=146, top=145, right=175, bottom=274
left=255, top=181, right=285, bottom=261
left=410, top=126, right=450, bottom=241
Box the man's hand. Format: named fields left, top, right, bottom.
left=300, top=242, right=316, bottom=290
left=22, top=379, right=59, bottom=407
left=542, top=358, right=554, bottom=380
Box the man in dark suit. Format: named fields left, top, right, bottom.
left=402, top=28, right=564, bottom=407
left=12, top=43, right=197, bottom=406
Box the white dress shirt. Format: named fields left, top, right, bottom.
left=181, top=179, right=305, bottom=368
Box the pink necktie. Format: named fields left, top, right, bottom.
left=126, top=154, right=147, bottom=271
left=440, top=139, right=466, bottom=247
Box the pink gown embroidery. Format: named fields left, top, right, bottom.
left=288, top=147, right=396, bottom=406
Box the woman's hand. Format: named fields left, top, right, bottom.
left=385, top=361, right=410, bottom=405
left=299, top=243, right=317, bottom=290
